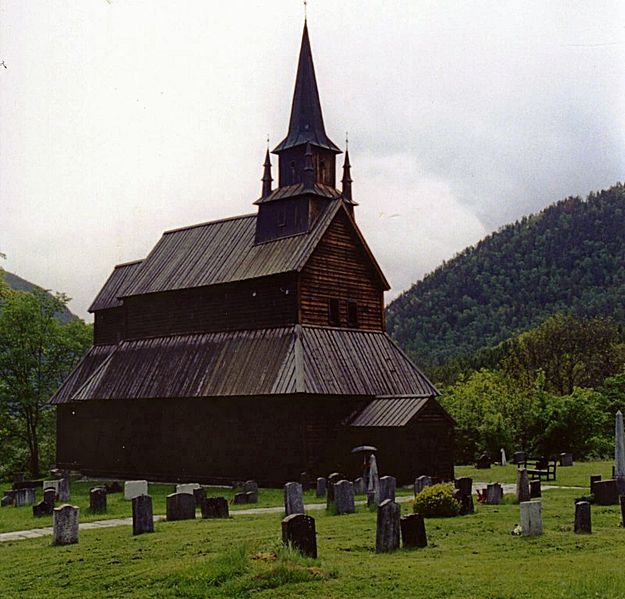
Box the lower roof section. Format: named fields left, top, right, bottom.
left=51, top=326, right=438, bottom=404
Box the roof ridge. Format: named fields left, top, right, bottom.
left=114, top=259, right=143, bottom=269
left=164, top=212, right=257, bottom=235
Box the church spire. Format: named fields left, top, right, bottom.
left=261, top=148, right=273, bottom=199
left=341, top=149, right=353, bottom=201
left=273, top=22, right=340, bottom=154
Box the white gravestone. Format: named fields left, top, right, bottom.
left=520, top=500, right=543, bottom=536
left=500, top=448, right=507, bottom=466
left=176, top=483, right=200, bottom=495
left=43, top=480, right=61, bottom=498
left=124, top=480, right=148, bottom=500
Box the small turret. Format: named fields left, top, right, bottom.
left=261, top=149, right=273, bottom=199
left=341, top=150, right=353, bottom=201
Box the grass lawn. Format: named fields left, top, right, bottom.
left=1, top=462, right=625, bottom=597
left=2, top=484, right=625, bottom=597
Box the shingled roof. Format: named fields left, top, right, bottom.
left=50, top=326, right=437, bottom=404
left=89, top=260, right=143, bottom=312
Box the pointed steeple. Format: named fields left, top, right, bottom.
left=261, top=149, right=273, bottom=199
left=273, top=22, right=340, bottom=154
left=341, top=149, right=353, bottom=201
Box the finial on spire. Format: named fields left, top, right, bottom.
left=345, top=131, right=349, bottom=150
left=261, top=147, right=273, bottom=199
left=304, top=0, right=308, bottom=21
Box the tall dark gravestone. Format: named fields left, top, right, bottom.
left=89, top=487, right=107, bottom=514
left=400, top=513, right=427, bottom=548
left=574, top=501, right=591, bottom=534
left=166, top=492, right=196, bottom=521
left=132, top=494, right=154, bottom=535
left=376, top=499, right=400, bottom=553
left=282, top=514, right=317, bottom=558
left=201, top=496, right=229, bottom=519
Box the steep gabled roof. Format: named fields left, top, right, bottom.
left=89, top=260, right=143, bottom=312
left=50, top=326, right=438, bottom=404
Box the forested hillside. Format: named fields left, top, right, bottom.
left=386, top=183, right=625, bottom=369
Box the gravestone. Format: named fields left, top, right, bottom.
left=89, top=487, right=107, bottom=513
left=560, top=452, right=573, bottom=467
left=33, top=489, right=55, bottom=517
left=574, top=501, right=591, bottom=534
left=245, top=491, right=258, bottom=504
left=132, top=494, right=154, bottom=535
left=326, top=472, right=343, bottom=509
left=316, top=477, right=326, bottom=498
left=300, top=472, right=312, bottom=492
left=516, top=468, right=531, bottom=503
left=376, top=499, right=400, bottom=553
left=15, top=488, right=36, bottom=507
left=530, top=480, right=541, bottom=499
left=243, top=480, right=258, bottom=494
left=43, top=488, right=56, bottom=507
left=1, top=490, right=16, bottom=507
left=593, top=480, right=619, bottom=505
left=486, top=483, right=503, bottom=505
left=176, top=483, right=200, bottom=495
left=105, top=481, right=123, bottom=494
left=57, top=478, right=70, bottom=502
left=414, top=475, right=432, bottom=496
left=501, top=448, right=507, bottom=466
left=282, top=513, right=317, bottom=558
left=193, top=487, right=206, bottom=508
left=334, top=480, right=355, bottom=514
left=52, top=505, right=79, bottom=545
left=379, top=476, right=396, bottom=502
left=455, top=477, right=473, bottom=497
left=166, top=492, right=196, bottom=521
left=400, top=513, right=427, bottom=548
left=513, top=451, right=525, bottom=465
left=453, top=489, right=474, bottom=515
left=367, top=455, right=380, bottom=506
left=233, top=492, right=247, bottom=504
left=353, top=477, right=365, bottom=495
left=519, top=500, right=543, bottom=536
left=590, top=475, right=602, bottom=494
left=284, top=482, right=305, bottom=516
left=43, top=480, right=60, bottom=499
left=201, top=496, right=229, bottom=519
left=475, top=452, right=491, bottom=469
left=124, top=480, right=148, bottom=501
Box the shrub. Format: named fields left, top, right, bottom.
left=413, top=483, right=461, bottom=517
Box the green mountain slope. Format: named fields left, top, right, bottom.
left=2, top=271, right=76, bottom=324
left=386, top=183, right=625, bottom=368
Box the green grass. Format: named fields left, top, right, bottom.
left=2, top=484, right=625, bottom=597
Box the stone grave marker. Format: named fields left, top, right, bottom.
left=33, top=491, right=55, bottom=517
left=124, top=480, right=148, bottom=501
left=57, top=478, right=70, bottom=502
left=334, top=480, right=355, bottom=514
left=516, top=468, right=530, bottom=503
left=105, top=481, right=123, bottom=494
left=316, top=477, right=326, bottom=498
left=590, top=474, right=601, bottom=494
left=593, top=480, right=619, bottom=505
left=176, top=483, right=200, bottom=495
left=300, top=472, right=312, bottom=492
left=245, top=491, right=258, bottom=503
left=166, top=492, right=196, bottom=521
left=453, top=489, right=474, bottom=515
left=574, top=501, right=591, bottom=534
left=43, top=488, right=56, bottom=507
left=233, top=492, right=247, bottom=504
left=353, top=477, right=365, bottom=495
left=486, top=483, right=503, bottom=505
left=282, top=513, right=317, bottom=558
left=376, top=499, right=400, bottom=553
left=193, top=487, right=206, bottom=508
left=560, top=453, right=573, bottom=467
left=132, top=494, right=154, bottom=535
left=1, top=490, right=16, bottom=507
left=52, top=505, right=79, bottom=545
left=284, top=482, right=305, bottom=516
left=400, top=513, right=427, bottom=548
left=379, top=476, right=396, bottom=502
left=326, top=472, right=343, bottom=509
left=414, top=475, right=432, bottom=496
left=455, top=477, right=473, bottom=497
left=243, top=480, right=258, bottom=494
left=15, top=488, right=36, bottom=507
left=501, top=448, right=507, bottom=466
left=89, top=487, right=107, bottom=514
left=201, top=496, right=229, bottom=519
left=519, top=500, right=542, bottom=536
left=530, top=480, right=541, bottom=498
left=43, top=480, right=60, bottom=499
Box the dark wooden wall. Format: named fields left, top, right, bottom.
left=94, top=308, right=125, bottom=346
left=299, top=209, right=385, bottom=330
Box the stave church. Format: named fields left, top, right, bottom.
left=51, top=21, right=454, bottom=485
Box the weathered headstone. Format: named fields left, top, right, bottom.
left=300, top=472, right=312, bottom=492
left=376, top=499, right=400, bottom=553
left=513, top=451, right=525, bottom=465
left=132, top=494, right=154, bottom=535
left=501, top=448, right=507, bottom=466
left=530, top=480, right=541, bottom=499
left=166, top=492, right=196, bottom=521
left=201, top=496, right=229, bottom=519
left=453, top=489, right=474, bottom=515
left=243, top=480, right=258, bottom=494
left=33, top=496, right=54, bottom=517
left=560, top=452, right=573, bottom=467
left=124, top=480, right=148, bottom=501
left=1, top=490, right=16, bottom=507
left=334, top=480, right=355, bottom=514
left=516, top=468, right=531, bottom=503
left=316, top=477, right=326, bottom=498
left=57, top=478, right=70, bottom=502
left=590, top=474, right=602, bottom=494
left=89, top=487, right=107, bottom=513
left=574, top=501, right=591, bottom=534
left=52, top=505, right=79, bottom=545
left=400, top=513, right=427, bottom=548
left=519, top=500, right=543, bottom=536
left=367, top=455, right=380, bottom=506
left=176, top=483, right=200, bottom=495
left=193, top=487, right=206, bottom=508
left=245, top=491, right=258, bottom=503
left=284, top=482, right=305, bottom=516
left=326, top=472, right=342, bottom=509
left=593, top=479, right=619, bottom=505
left=14, top=488, right=36, bottom=507
left=379, top=476, right=396, bottom=502
left=43, top=480, right=60, bottom=499
left=282, top=513, right=317, bottom=558
left=233, top=492, right=247, bottom=504
left=43, top=488, right=56, bottom=507
left=455, top=477, right=473, bottom=497
left=486, top=483, right=503, bottom=505
left=475, top=452, right=491, bottom=469
left=414, top=475, right=432, bottom=496
left=353, top=477, right=365, bottom=495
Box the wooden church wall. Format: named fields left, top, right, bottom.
left=94, top=307, right=126, bottom=346
left=299, top=210, right=384, bottom=330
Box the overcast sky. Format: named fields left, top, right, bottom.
left=1, top=0, right=624, bottom=320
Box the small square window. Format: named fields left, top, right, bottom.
left=347, top=301, right=358, bottom=327
left=329, top=298, right=340, bottom=326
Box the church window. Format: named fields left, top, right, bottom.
left=328, top=298, right=340, bottom=326
left=347, top=301, right=358, bottom=327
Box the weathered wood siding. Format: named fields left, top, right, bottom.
left=122, top=274, right=298, bottom=339
left=299, top=209, right=384, bottom=330
left=94, top=308, right=126, bottom=346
